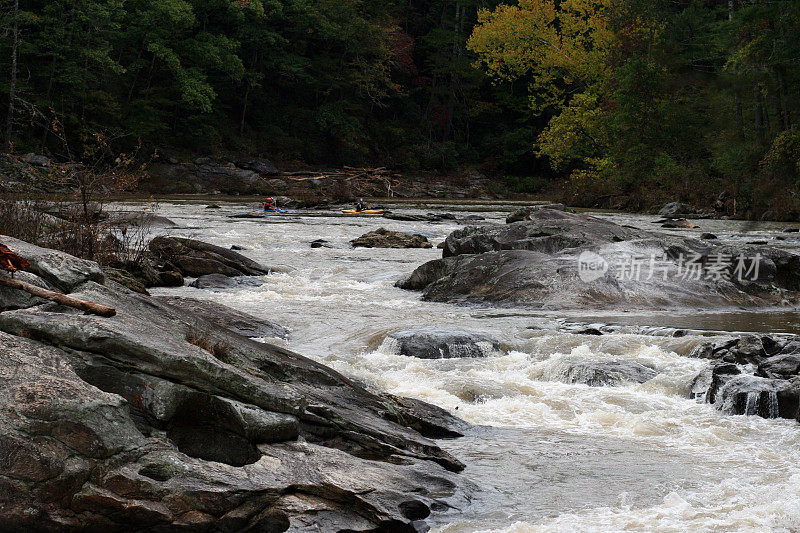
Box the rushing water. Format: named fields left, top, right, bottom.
left=134, top=200, right=800, bottom=532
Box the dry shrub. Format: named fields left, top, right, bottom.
left=0, top=191, right=155, bottom=267
left=186, top=326, right=233, bottom=362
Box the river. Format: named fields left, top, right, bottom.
left=131, top=200, right=800, bottom=532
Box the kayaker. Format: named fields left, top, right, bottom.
left=264, top=197, right=276, bottom=211
left=355, top=198, right=366, bottom=212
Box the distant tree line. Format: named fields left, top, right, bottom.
left=1, top=0, right=799, bottom=216
left=0, top=0, right=540, bottom=174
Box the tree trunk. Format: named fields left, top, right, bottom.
left=240, top=81, right=250, bottom=136
left=754, top=81, right=766, bottom=144
left=4, top=0, right=19, bottom=153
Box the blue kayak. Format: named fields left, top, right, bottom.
left=250, top=208, right=288, bottom=214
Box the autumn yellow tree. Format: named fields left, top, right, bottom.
left=467, top=0, right=651, bottom=199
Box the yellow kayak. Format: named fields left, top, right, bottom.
left=341, top=209, right=384, bottom=215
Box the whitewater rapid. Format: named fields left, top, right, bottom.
left=137, top=200, right=800, bottom=532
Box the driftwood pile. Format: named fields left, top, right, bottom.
left=275, top=167, right=401, bottom=197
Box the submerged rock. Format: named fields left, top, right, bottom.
left=660, top=218, right=698, bottom=229
left=188, top=273, right=265, bottom=290
left=352, top=228, right=433, bottom=249
left=538, top=356, right=658, bottom=387
left=387, top=328, right=502, bottom=359
left=710, top=373, right=799, bottom=418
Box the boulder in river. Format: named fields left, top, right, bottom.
left=537, top=356, right=658, bottom=387
left=387, top=328, right=503, bottom=359
left=149, top=236, right=282, bottom=277
left=691, top=333, right=800, bottom=420
left=0, top=240, right=468, bottom=530
left=660, top=218, right=698, bottom=229
left=398, top=209, right=800, bottom=310
left=352, top=228, right=433, bottom=249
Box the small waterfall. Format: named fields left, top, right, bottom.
left=744, top=391, right=760, bottom=416
left=767, top=391, right=780, bottom=418
left=377, top=336, right=401, bottom=355
left=715, top=375, right=785, bottom=418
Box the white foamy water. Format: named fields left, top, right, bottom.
left=136, top=200, right=800, bottom=532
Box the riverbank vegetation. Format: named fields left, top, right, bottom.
left=0, top=0, right=798, bottom=218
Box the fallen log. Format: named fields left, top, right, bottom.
left=0, top=275, right=116, bottom=317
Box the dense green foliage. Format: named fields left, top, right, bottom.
left=1, top=0, right=799, bottom=217
left=0, top=0, right=541, bottom=173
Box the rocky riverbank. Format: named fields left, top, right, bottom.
left=0, top=236, right=469, bottom=531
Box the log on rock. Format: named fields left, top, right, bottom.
left=0, top=275, right=116, bottom=317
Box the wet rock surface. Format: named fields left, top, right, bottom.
left=352, top=227, right=433, bottom=249
left=398, top=209, right=800, bottom=310
left=538, top=357, right=658, bottom=387
left=188, top=273, right=266, bottom=290
left=690, top=334, right=800, bottom=420
left=0, top=239, right=468, bottom=531
left=149, top=236, right=279, bottom=277
left=387, top=328, right=503, bottom=359
left=155, top=296, right=289, bottom=339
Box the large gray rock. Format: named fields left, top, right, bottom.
left=442, top=209, right=642, bottom=258
left=149, top=236, right=281, bottom=278
left=398, top=210, right=800, bottom=310
left=0, top=270, right=53, bottom=310
left=387, top=328, right=502, bottom=359
left=0, top=235, right=105, bottom=291
left=233, top=156, right=279, bottom=176
left=23, top=153, right=51, bottom=166
left=0, top=278, right=468, bottom=530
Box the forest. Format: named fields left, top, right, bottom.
left=1, top=0, right=799, bottom=217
